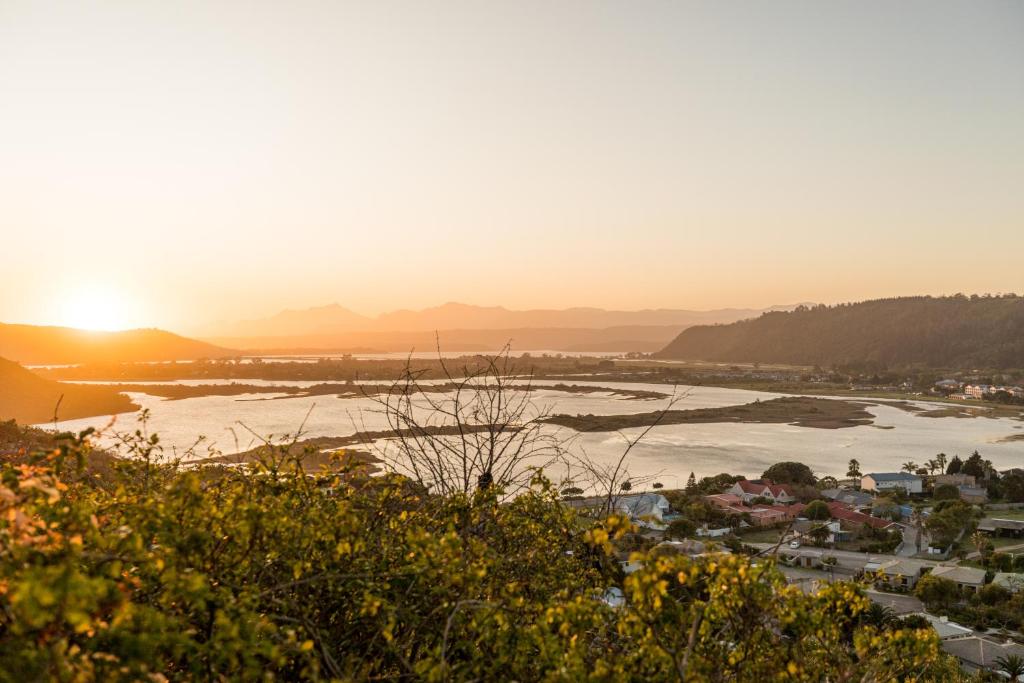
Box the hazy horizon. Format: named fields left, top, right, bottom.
left=3, top=1, right=1022, bottom=331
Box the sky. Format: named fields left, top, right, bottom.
left=1, top=1, right=1022, bottom=332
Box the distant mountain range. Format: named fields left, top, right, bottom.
left=655, top=295, right=1024, bottom=369
left=202, top=302, right=808, bottom=352
left=0, top=357, right=137, bottom=424
left=0, top=323, right=236, bottom=365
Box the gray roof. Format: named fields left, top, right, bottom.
left=822, top=488, right=874, bottom=507
left=942, top=636, right=1024, bottom=669
left=562, top=493, right=668, bottom=518
left=931, top=565, right=986, bottom=586
left=865, top=472, right=921, bottom=482
left=910, top=613, right=973, bottom=640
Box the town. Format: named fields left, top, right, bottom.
left=566, top=454, right=1024, bottom=678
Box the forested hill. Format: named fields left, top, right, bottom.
left=654, top=295, right=1024, bottom=369
left=0, top=323, right=237, bottom=365
left=0, top=357, right=137, bottom=424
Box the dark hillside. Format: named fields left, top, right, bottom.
left=655, top=295, right=1024, bottom=369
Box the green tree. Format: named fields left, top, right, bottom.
left=685, top=471, right=697, bottom=492
left=847, top=459, right=862, bottom=479
left=946, top=455, right=963, bottom=474
left=902, top=461, right=918, bottom=474
left=925, top=500, right=978, bottom=549
left=914, top=574, right=961, bottom=608
left=997, top=654, right=1024, bottom=682
left=963, top=451, right=985, bottom=479
left=804, top=500, right=832, bottom=521
left=933, top=484, right=959, bottom=501
left=762, top=461, right=816, bottom=486
left=664, top=518, right=696, bottom=541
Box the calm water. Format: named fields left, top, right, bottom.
left=44, top=380, right=1024, bottom=488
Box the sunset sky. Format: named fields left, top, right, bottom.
left=2, top=1, right=1022, bottom=332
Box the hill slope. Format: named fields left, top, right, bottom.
left=655, top=295, right=1024, bottom=369
left=0, top=323, right=237, bottom=365
left=0, top=357, right=138, bottom=424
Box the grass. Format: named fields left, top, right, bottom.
left=737, top=528, right=785, bottom=544
left=985, top=509, right=1024, bottom=521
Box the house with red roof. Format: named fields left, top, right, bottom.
left=825, top=501, right=897, bottom=532
left=727, top=479, right=797, bottom=504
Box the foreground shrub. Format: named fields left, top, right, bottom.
left=0, top=429, right=964, bottom=681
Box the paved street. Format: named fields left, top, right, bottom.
left=747, top=542, right=941, bottom=573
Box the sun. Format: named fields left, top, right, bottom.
left=58, top=285, right=139, bottom=332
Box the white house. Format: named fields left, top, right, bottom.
left=562, top=493, right=670, bottom=528
left=860, top=472, right=922, bottom=494
left=726, top=479, right=797, bottom=504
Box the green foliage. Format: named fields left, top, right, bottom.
left=925, top=500, right=979, bottom=549
left=664, top=518, right=696, bottom=540
left=933, top=484, right=960, bottom=501
left=915, top=574, right=961, bottom=608
left=0, top=427, right=962, bottom=681
left=761, top=461, right=816, bottom=486
left=804, top=500, right=831, bottom=521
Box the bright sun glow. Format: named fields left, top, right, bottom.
left=58, top=286, right=139, bottom=331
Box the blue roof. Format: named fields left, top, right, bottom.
left=866, top=472, right=920, bottom=481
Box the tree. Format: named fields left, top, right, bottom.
left=664, top=518, right=696, bottom=540
left=997, top=654, right=1024, bottom=682
left=933, top=484, right=959, bottom=501
left=847, top=459, right=862, bottom=479
left=685, top=472, right=697, bottom=492
left=762, top=461, right=815, bottom=486
left=963, top=451, right=985, bottom=479
left=947, top=455, right=963, bottom=474
left=652, top=482, right=664, bottom=490
left=925, top=500, right=978, bottom=549
left=935, top=453, right=948, bottom=473
left=914, top=574, right=960, bottom=608
left=818, top=476, right=838, bottom=490
left=1003, top=473, right=1024, bottom=503
left=860, top=603, right=896, bottom=630
left=901, top=461, right=918, bottom=474
left=804, top=500, right=832, bottom=521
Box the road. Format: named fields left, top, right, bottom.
left=747, top=542, right=942, bottom=573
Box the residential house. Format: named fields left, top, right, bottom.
left=826, top=501, right=897, bottom=535
left=978, top=517, right=1024, bottom=537
left=942, top=636, right=1024, bottom=675
left=860, top=472, right=923, bottom=494
left=727, top=479, right=797, bottom=504
left=991, top=573, right=1024, bottom=593
left=930, top=565, right=986, bottom=594
left=957, top=486, right=988, bottom=504
left=909, top=613, right=973, bottom=640
left=821, top=488, right=874, bottom=509
left=865, top=558, right=929, bottom=589
left=563, top=493, right=670, bottom=528
left=935, top=473, right=976, bottom=488
left=704, top=493, right=743, bottom=510
left=792, top=519, right=845, bottom=544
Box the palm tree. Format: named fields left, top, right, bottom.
left=860, top=603, right=896, bottom=630
left=902, top=461, right=918, bottom=474
left=935, top=453, right=947, bottom=473
left=996, top=654, right=1024, bottom=681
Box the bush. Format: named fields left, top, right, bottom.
left=933, top=484, right=960, bottom=501
left=0, top=427, right=961, bottom=681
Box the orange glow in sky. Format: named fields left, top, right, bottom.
left=1, top=2, right=1022, bottom=332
